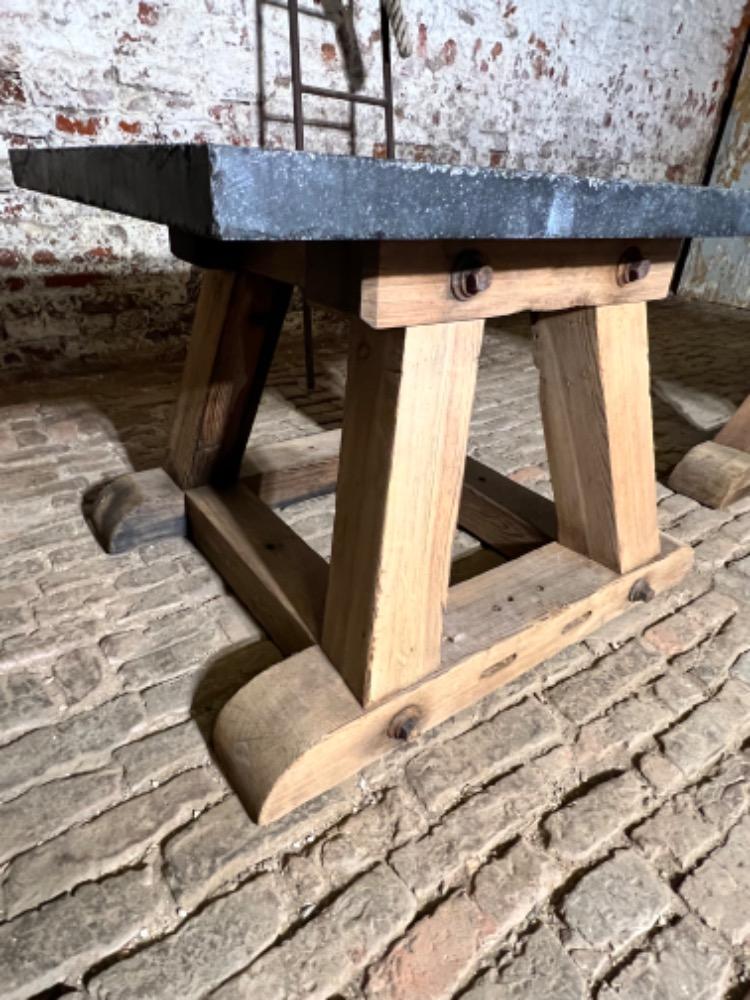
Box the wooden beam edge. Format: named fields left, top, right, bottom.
left=214, top=533, right=692, bottom=824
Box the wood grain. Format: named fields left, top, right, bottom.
left=359, top=239, right=679, bottom=328
left=168, top=269, right=291, bottom=490
left=668, top=440, right=750, bottom=509
left=715, top=394, right=750, bottom=454
left=534, top=302, right=660, bottom=573
left=215, top=534, right=692, bottom=823
left=322, top=318, right=484, bottom=705
left=187, top=483, right=328, bottom=655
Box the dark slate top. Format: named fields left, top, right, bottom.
left=10, top=144, right=750, bottom=242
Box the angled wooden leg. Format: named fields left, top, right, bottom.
left=322, top=318, right=484, bottom=705
left=168, top=269, right=292, bottom=489
left=533, top=302, right=660, bottom=574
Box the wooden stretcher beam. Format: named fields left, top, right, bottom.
left=169, top=234, right=680, bottom=329
left=215, top=535, right=692, bottom=823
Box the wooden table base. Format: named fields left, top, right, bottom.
left=86, top=243, right=693, bottom=824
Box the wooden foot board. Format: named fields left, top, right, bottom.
left=213, top=535, right=692, bottom=823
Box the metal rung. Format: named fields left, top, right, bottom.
left=300, top=84, right=388, bottom=108
left=263, top=0, right=328, bottom=20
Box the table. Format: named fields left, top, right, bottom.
left=12, top=145, right=750, bottom=824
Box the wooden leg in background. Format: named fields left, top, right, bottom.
left=322, top=318, right=484, bottom=705
left=669, top=393, right=750, bottom=509
left=168, top=269, right=292, bottom=490
left=533, top=302, right=660, bottom=573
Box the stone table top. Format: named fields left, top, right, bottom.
left=11, top=144, right=750, bottom=243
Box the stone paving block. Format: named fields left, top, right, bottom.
left=680, top=610, right=750, bottom=690
left=471, top=839, right=563, bottom=936
left=543, top=771, right=650, bottom=862
left=561, top=850, right=674, bottom=951
left=0, top=667, right=61, bottom=741
left=2, top=767, right=223, bottom=918
left=88, top=873, right=287, bottom=1000
left=0, top=864, right=172, bottom=1000
left=659, top=678, right=750, bottom=777
left=462, top=926, right=586, bottom=999
left=317, top=786, right=427, bottom=883
left=163, top=784, right=357, bottom=910
left=208, top=865, right=417, bottom=1000
left=113, top=720, right=211, bottom=794
left=365, top=892, right=498, bottom=1000
left=632, top=752, right=750, bottom=873
left=642, top=591, right=737, bottom=657
left=0, top=693, right=146, bottom=801
left=604, top=915, right=732, bottom=999
left=668, top=507, right=733, bottom=545
left=405, top=698, right=561, bottom=814
left=545, top=641, right=664, bottom=725
left=391, top=761, right=551, bottom=903
left=636, top=750, right=685, bottom=796
left=53, top=646, right=105, bottom=703
left=679, top=814, right=750, bottom=944
left=0, top=765, right=123, bottom=865
left=571, top=692, right=673, bottom=780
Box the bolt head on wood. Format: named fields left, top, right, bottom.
left=451, top=251, right=494, bottom=300
left=617, top=247, right=651, bottom=286
left=628, top=578, right=655, bottom=603
left=387, top=705, right=422, bottom=742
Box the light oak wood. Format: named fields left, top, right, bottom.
left=187, top=483, right=328, bottom=655
left=668, top=440, right=750, bottom=509
left=215, top=534, right=692, bottom=823
left=461, top=456, right=556, bottom=556
left=359, top=239, right=679, bottom=329
left=168, top=269, right=291, bottom=489
left=534, top=302, right=660, bottom=573
left=239, top=428, right=556, bottom=555
left=241, top=430, right=341, bottom=505
left=715, top=395, right=750, bottom=454
left=323, top=318, right=484, bottom=705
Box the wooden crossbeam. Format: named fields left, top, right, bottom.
left=170, top=235, right=679, bottom=330
left=187, top=483, right=328, bottom=655
left=215, top=535, right=693, bottom=823
left=240, top=429, right=555, bottom=558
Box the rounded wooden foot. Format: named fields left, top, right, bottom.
left=88, top=468, right=186, bottom=553
left=668, top=441, right=750, bottom=510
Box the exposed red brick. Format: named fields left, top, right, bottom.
left=491, top=41, right=503, bottom=59
left=137, top=1, right=159, bottom=25
left=32, top=250, right=59, bottom=266
left=4, top=277, right=26, bottom=292
left=84, top=247, right=115, bottom=261
left=417, top=23, right=428, bottom=58
left=0, top=249, right=21, bottom=269
left=365, top=894, right=498, bottom=1000
left=118, top=120, right=141, bottom=134
left=55, top=113, right=101, bottom=136
left=321, top=42, right=336, bottom=63
left=43, top=273, right=103, bottom=289
left=0, top=71, right=26, bottom=106
left=443, top=39, right=457, bottom=65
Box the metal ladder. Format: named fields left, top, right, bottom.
left=258, top=0, right=398, bottom=388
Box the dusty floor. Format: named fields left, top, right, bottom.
left=1, top=298, right=750, bottom=1000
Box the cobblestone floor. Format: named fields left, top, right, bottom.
left=1, top=297, right=749, bottom=1000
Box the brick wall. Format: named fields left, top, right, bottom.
left=1, top=0, right=748, bottom=371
